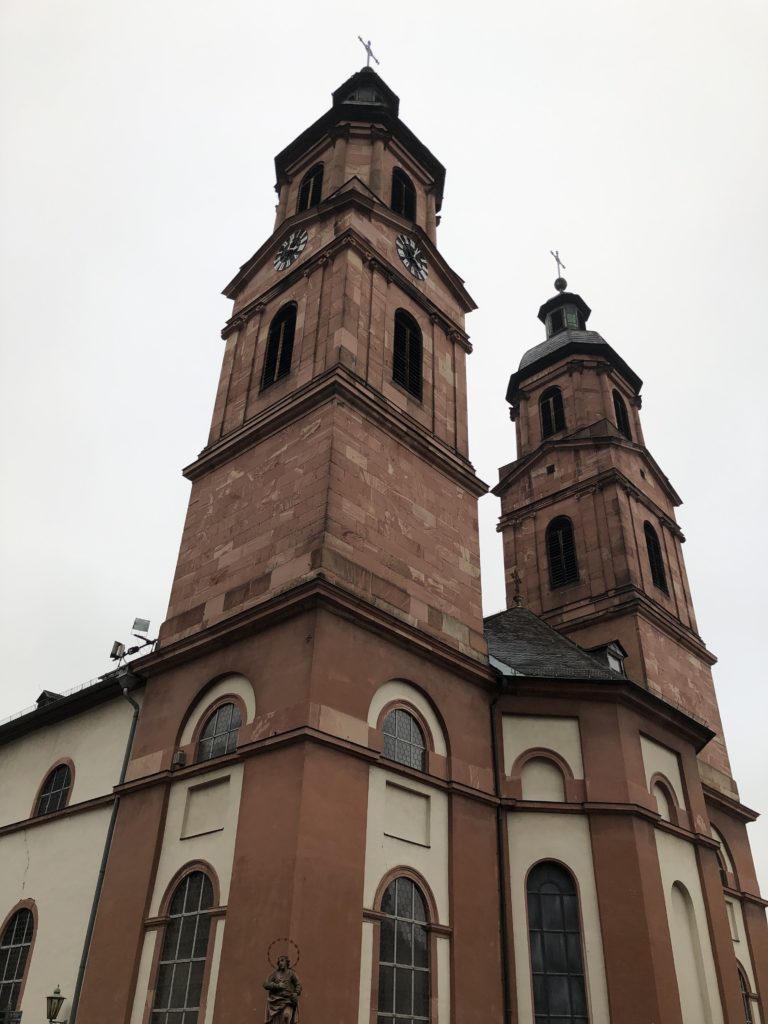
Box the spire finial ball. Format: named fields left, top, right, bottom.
left=554, top=277, right=567, bottom=293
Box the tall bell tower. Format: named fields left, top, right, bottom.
left=494, top=278, right=732, bottom=789
left=76, top=67, right=504, bottom=1024
left=160, top=66, right=487, bottom=662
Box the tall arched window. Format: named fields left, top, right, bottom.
left=392, top=310, right=423, bottom=400
left=613, top=389, right=632, bottom=440
left=738, top=966, right=754, bottom=1024
left=261, top=304, right=297, bottom=390
left=547, top=517, right=579, bottom=588
left=382, top=708, right=426, bottom=771
left=0, top=908, right=34, bottom=1014
left=644, top=522, right=668, bottom=594
left=297, top=163, right=323, bottom=212
left=197, top=702, right=241, bottom=762
left=391, top=168, right=416, bottom=221
left=540, top=386, right=565, bottom=438
left=527, top=862, right=588, bottom=1024
left=378, top=877, right=430, bottom=1024
left=151, top=871, right=214, bottom=1024
left=36, top=763, right=71, bottom=815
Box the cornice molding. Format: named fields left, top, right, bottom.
left=540, top=593, right=717, bottom=667
left=183, top=363, right=487, bottom=497
left=135, top=575, right=494, bottom=687
left=702, top=782, right=759, bottom=823
left=495, top=461, right=681, bottom=521
left=222, top=188, right=476, bottom=320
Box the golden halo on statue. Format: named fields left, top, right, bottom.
left=267, top=937, right=301, bottom=969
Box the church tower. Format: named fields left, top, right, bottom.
left=494, top=279, right=733, bottom=791
left=39, top=66, right=764, bottom=1024
left=73, top=67, right=506, bottom=1024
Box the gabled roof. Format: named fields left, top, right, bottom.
left=274, top=67, right=446, bottom=210
left=484, top=606, right=626, bottom=681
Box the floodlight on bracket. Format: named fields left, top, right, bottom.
left=109, top=617, right=158, bottom=663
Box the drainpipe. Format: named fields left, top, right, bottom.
left=68, top=667, right=143, bottom=1023
left=489, top=654, right=516, bottom=1024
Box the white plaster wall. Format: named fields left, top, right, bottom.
left=655, top=829, right=724, bottom=1024
left=179, top=673, right=256, bottom=746
left=0, top=694, right=138, bottom=825
left=149, top=763, right=244, bottom=915
left=358, top=764, right=449, bottom=1022
left=0, top=804, right=113, bottom=1023
left=126, top=764, right=243, bottom=1024
left=367, top=681, right=447, bottom=756
left=521, top=758, right=566, bottom=801
left=362, top=765, right=449, bottom=920
left=640, top=734, right=686, bottom=809
left=502, top=715, right=583, bottom=777
left=726, top=897, right=762, bottom=1022
left=129, top=929, right=157, bottom=1024
left=507, top=812, right=610, bottom=1024
left=357, top=921, right=374, bottom=1024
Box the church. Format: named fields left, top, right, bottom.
left=0, top=65, right=765, bottom=1024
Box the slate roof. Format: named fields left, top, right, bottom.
left=483, top=606, right=625, bottom=681
left=506, top=329, right=642, bottom=401
left=518, top=328, right=609, bottom=371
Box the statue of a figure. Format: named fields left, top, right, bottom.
left=263, top=955, right=302, bottom=1023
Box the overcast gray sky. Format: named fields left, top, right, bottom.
left=1, top=0, right=766, bottom=888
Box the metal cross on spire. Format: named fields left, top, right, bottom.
left=357, top=37, right=380, bottom=68
left=550, top=250, right=566, bottom=276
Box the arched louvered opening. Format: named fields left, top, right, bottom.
left=738, top=966, right=755, bottom=1024
left=644, top=522, right=668, bottom=594
left=36, top=763, right=72, bottom=815
left=546, top=517, right=579, bottom=589
left=613, top=389, right=632, bottom=440
left=392, top=310, right=423, bottom=400
left=0, top=908, right=34, bottom=1015
left=261, top=304, right=297, bottom=390
left=197, top=702, right=242, bottom=762
left=527, top=862, right=588, bottom=1024
left=391, top=168, right=416, bottom=221
left=297, top=163, right=323, bottom=212
left=382, top=707, right=426, bottom=771
left=540, top=386, right=566, bottom=438
left=152, top=871, right=214, bottom=1024
left=377, top=877, right=430, bottom=1024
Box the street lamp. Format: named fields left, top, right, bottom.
left=46, top=986, right=65, bottom=1023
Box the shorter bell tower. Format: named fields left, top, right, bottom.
left=495, top=278, right=734, bottom=791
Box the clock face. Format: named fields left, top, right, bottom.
left=274, top=229, right=308, bottom=271
left=396, top=234, right=428, bottom=281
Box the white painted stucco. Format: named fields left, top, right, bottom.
left=521, top=758, right=566, bottom=801
left=502, top=715, right=583, bottom=778
left=640, top=734, right=686, bottom=810
left=358, top=764, right=449, bottom=1022
left=507, top=811, right=610, bottom=1024
left=0, top=693, right=138, bottom=825
left=0, top=803, right=113, bottom=1024
left=655, top=828, right=724, bottom=1024
left=149, top=762, right=244, bottom=915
